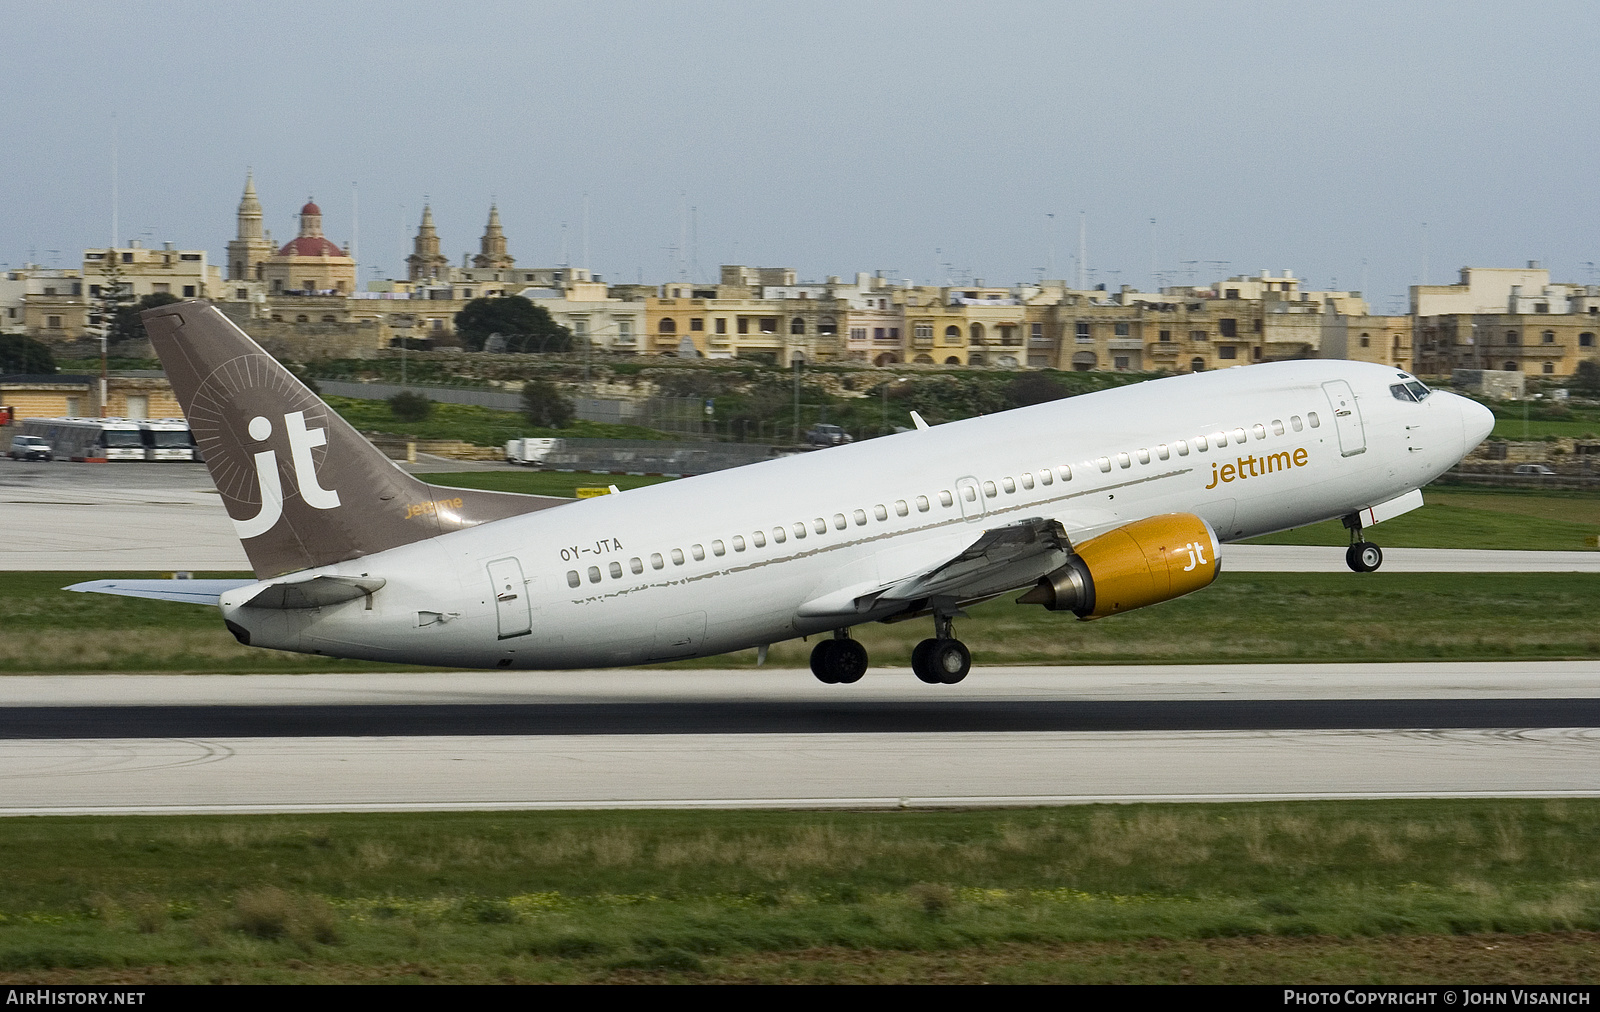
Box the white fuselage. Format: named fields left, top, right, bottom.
left=218, top=361, right=1493, bottom=669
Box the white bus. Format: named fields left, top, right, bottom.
left=140, top=418, right=197, bottom=461
left=20, top=417, right=147, bottom=461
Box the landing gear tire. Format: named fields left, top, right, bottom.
left=810, top=638, right=869, bottom=684
left=913, top=638, right=970, bottom=684
left=930, top=639, right=971, bottom=684
left=911, top=638, right=941, bottom=684
left=1345, top=542, right=1384, bottom=573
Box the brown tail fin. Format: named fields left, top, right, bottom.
left=142, top=300, right=566, bottom=578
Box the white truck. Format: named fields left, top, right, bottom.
left=505, top=437, right=559, bottom=466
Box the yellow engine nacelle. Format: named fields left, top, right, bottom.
left=1018, top=513, right=1220, bottom=619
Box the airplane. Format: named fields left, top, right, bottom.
left=69, top=301, right=1496, bottom=684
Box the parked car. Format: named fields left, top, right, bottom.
left=7, top=435, right=53, bottom=461
left=804, top=424, right=853, bottom=447
left=1512, top=464, right=1556, bottom=475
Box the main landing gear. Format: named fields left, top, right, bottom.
left=810, top=629, right=868, bottom=684
left=1343, top=514, right=1384, bottom=573
left=911, top=609, right=971, bottom=685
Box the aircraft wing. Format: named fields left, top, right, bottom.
left=798, top=517, right=1072, bottom=619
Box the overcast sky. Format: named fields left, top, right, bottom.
left=3, top=0, right=1595, bottom=313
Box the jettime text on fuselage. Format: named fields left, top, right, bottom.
left=1205, top=447, right=1310, bottom=489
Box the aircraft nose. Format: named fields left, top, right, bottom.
left=1459, top=394, right=1495, bottom=450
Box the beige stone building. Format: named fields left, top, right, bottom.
left=0, top=373, right=181, bottom=420
left=1409, top=264, right=1600, bottom=378
left=261, top=200, right=356, bottom=296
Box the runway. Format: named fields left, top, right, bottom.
left=5, top=460, right=1598, bottom=572
left=4, top=664, right=1599, bottom=816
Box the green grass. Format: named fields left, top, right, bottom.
left=1244, top=492, right=1600, bottom=551
left=8, top=571, right=1598, bottom=674
left=323, top=395, right=668, bottom=447
left=3, top=803, right=1600, bottom=982
left=1490, top=419, right=1600, bottom=439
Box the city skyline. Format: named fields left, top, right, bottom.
left=2, top=1, right=1596, bottom=312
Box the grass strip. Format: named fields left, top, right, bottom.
left=1, top=803, right=1599, bottom=982
left=5, top=571, right=1598, bottom=673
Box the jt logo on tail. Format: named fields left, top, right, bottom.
left=234, top=410, right=341, bottom=539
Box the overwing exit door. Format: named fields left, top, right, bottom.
left=1321, top=380, right=1367, bottom=457
left=487, top=557, right=532, bottom=639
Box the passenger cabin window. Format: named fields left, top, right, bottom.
left=1117, top=452, right=1131, bottom=469
left=938, top=491, right=953, bottom=507
left=1156, top=444, right=1170, bottom=460
left=711, top=540, right=725, bottom=556
left=813, top=518, right=827, bottom=534
left=1136, top=449, right=1150, bottom=464
left=1020, top=473, right=1034, bottom=490
left=588, top=567, right=602, bottom=584
left=1002, top=477, right=1016, bottom=493
left=853, top=510, right=866, bottom=525
left=874, top=504, right=889, bottom=520
left=895, top=500, right=909, bottom=516
left=752, top=531, right=766, bottom=547
left=1308, top=412, right=1321, bottom=428
left=671, top=549, right=685, bottom=565
left=651, top=553, right=664, bottom=569
left=732, top=536, right=746, bottom=552
left=691, top=544, right=705, bottom=561
left=1291, top=416, right=1303, bottom=431
left=1215, top=432, right=1228, bottom=447
left=772, top=527, right=786, bottom=543
left=916, top=495, right=930, bottom=511
left=1040, top=470, right=1053, bottom=485
left=630, top=558, right=644, bottom=574
left=1096, top=457, right=1112, bottom=472
left=793, top=523, right=808, bottom=539
left=1253, top=424, right=1266, bottom=440
left=567, top=570, right=580, bottom=588
left=982, top=482, right=997, bottom=498
left=609, top=562, right=622, bottom=579
left=1233, top=428, right=1247, bottom=443
left=1175, top=440, right=1189, bottom=455
left=833, top=514, right=847, bottom=530
left=1272, top=420, right=1285, bottom=435
left=1195, top=436, right=1209, bottom=451
left=1057, top=465, right=1072, bottom=481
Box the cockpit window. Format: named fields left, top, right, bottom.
left=1390, top=381, right=1432, bottom=402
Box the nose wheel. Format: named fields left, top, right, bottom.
left=1342, top=513, right=1384, bottom=573
left=810, top=630, right=868, bottom=684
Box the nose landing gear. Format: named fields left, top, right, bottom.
left=1342, top=513, right=1384, bottom=572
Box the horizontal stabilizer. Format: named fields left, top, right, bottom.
left=64, top=579, right=255, bottom=607
left=241, top=575, right=386, bottom=610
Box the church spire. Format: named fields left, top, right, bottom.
left=473, top=203, right=514, bottom=270
left=236, top=171, right=263, bottom=240
left=407, top=203, right=449, bottom=281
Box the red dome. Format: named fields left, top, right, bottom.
left=301, top=201, right=321, bottom=215
left=278, top=236, right=345, bottom=257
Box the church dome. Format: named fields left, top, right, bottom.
left=300, top=200, right=322, bottom=216
left=278, top=236, right=345, bottom=257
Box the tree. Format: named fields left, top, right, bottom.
left=1575, top=359, right=1600, bottom=396
left=521, top=379, right=573, bottom=428
left=454, top=296, right=572, bottom=353
left=0, top=334, right=56, bottom=374
left=387, top=390, right=433, bottom=422
left=1005, top=372, right=1070, bottom=408
left=111, top=292, right=183, bottom=344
